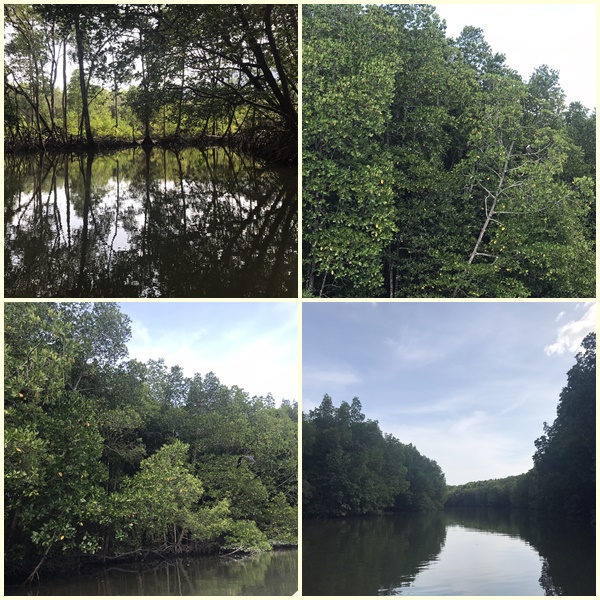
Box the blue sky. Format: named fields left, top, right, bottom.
left=302, top=301, right=596, bottom=485
left=433, top=3, right=596, bottom=110
left=119, top=302, right=298, bottom=404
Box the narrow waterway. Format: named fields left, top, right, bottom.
left=303, top=509, right=595, bottom=595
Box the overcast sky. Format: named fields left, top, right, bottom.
left=302, top=301, right=596, bottom=485
left=433, top=3, right=596, bottom=110
left=119, top=302, right=298, bottom=404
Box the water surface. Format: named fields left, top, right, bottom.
left=6, top=548, right=297, bottom=596
left=4, top=147, right=297, bottom=297
left=303, top=509, right=595, bottom=595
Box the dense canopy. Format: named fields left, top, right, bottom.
left=302, top=4, right=595, bottom=297
left=4, top=303, right=298, bottom=584
left=303, top=396, right=447, bottom=517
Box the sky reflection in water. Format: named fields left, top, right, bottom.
left=4, top=147, right=297, bottom=298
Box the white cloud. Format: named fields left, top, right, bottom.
left=385, top=336, right=442, bottom=365
left=544, top=304, right=596, bottom=356
left=389, top=420, right=531, bottom=485
left=495, top=401, right=523, bottom=418
left=384, top=392, right=474, bottom=417
left=554, top=311, right=566, bottom=323
left=206, top=334, right=297, bottom=402
left=130, top=319, right=152, bottom=345
left=125, top=307, right=297, bottom=403
left=450, top=410, right=487, bottom=435
left=127, top=326, right=207, bottom=368
left=304, top=367, right=361, bottom=386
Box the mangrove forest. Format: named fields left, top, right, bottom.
left=303, top=332, right=596, bottom=519
left=5, top=4, right=298, bottom=161
left=302, top=4, right=595, bottom=298
left=4, top=4, right=298, bottom=298
left=4, top=303, right=298, bottom=586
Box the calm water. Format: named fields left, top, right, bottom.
left=4, top=148, right=297, bottom=297
left=6, top=548, right=297, bottom=596
left=303, top=509, right=595, bottom=595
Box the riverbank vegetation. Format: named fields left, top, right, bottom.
left=303, top=4, right=595, bottom=297
left=447, top=332, right=595, bottom=519
left=4, top=4, right=297, bottom=163
left=303, top=396, right=446, bottom=517
left=4, top=303, right=298, bottom=584
left=303, top=333, right=595, bottom=521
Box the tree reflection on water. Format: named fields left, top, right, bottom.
left=5, top=548, right=298, bottom=596
left=4, top=147, right=297, bottom=297
left=303, top=509, right=595, bottom=595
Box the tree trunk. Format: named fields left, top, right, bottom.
left=175, top=56, right=185, bottom=137
left=113, top=52, right=119, bottom=132
left=62, top=39, right=68, bottom=141
left=452, top=141, right=515, bottom=297
left=74, top=14, right=94, bottom=147
left=139, top=31, right=153, bottom=146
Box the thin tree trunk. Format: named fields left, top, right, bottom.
left=175, top=56, right=185, bottom=136
left=113, top=51, right=119, bottom=132
left=140, top=32, right=152, bottom=145
left=452, top=141, right=514, bottom=297
left=74, top=15, right=94, bottom=147
left=62, top=39, right=68, bottom=141
left=47, top=22, right=59, bottom=137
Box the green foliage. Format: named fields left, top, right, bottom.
left=446, top=333, right=596, bottom=518
left=303, top=395, right=445, bottom=517
left=446, top=474, right=529, bottom=508
left=4, top=303, right=297, bottom=578
left=111, top=440, right=205, bottom=548
left=532, top=333, right=596, bottom=515
left=4, top=4, right=297, bottom=150
left=224, top=521, right=270, bottom=552
left=4, top=303, right=77, bottom=404
left=303, top=5, right=400, bottom=296
left=302, top=4, right=595, bottom=297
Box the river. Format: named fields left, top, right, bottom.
left=4, top=147, right=297, bottom=298
left=6, top=548, right=297, bottom=596
left=302, top=508, right=595, bottom=595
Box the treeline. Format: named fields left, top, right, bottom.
left=4, top=4, right=297, bottom=161
left=4, top=303, right=297, bottom=583
left=303, top=396, right=446, bottom=517
left=446, top=474, right=531, bottom=509
left=304, top=333, right=595, bottom=521
left=447, top=333, right=596, bottom=518
left=303, top=4, right=595, bottom=297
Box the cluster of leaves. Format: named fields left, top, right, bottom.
left=4, top=4, right=297, bottom=154
left=303, top=395, right=446, bottom=517
left=446, top=333, right=595, bottom=518
left=4, top=303, right=298, bottom=578
left=302, top=4, right=595, bottom=298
